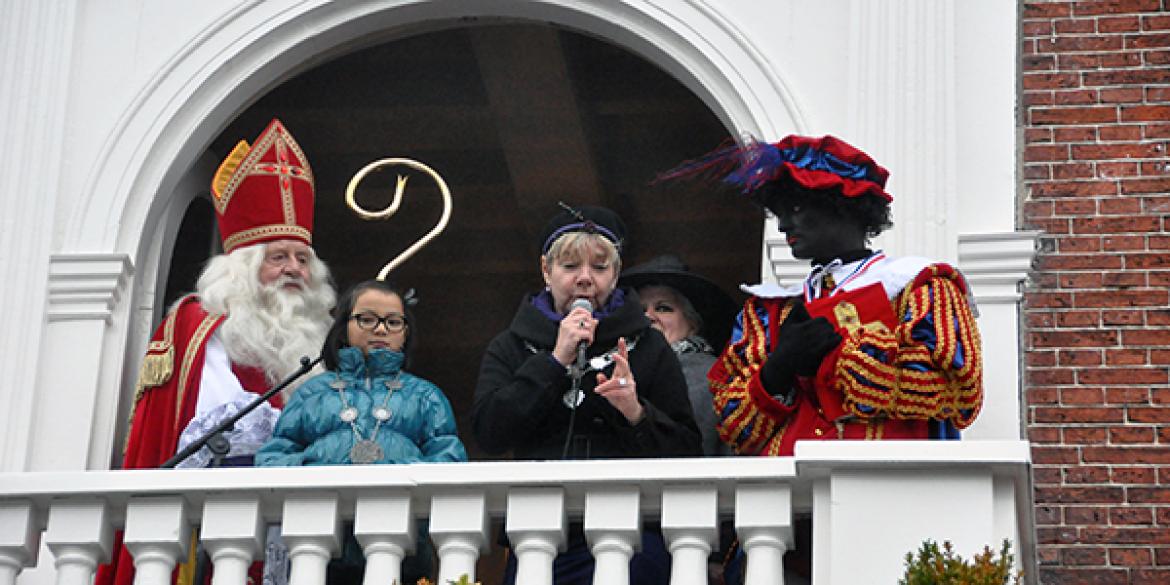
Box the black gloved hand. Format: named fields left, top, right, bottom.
left=760, top=302, right=843, bottom=397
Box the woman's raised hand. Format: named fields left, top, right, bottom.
left=553, top=304, right=597, bottom=366
left=595, top=337, right=644, bottom=424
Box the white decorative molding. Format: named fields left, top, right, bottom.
left=0, top=500, right=39, bottom=575
left=429, top=490, right=487, bottom=584
left=0, top=447, right=1035, bottom=585
left=735, top=483, right=791, bottom=585
left=848, top=0, right=958, bottom=263
left=66, top=0, right=266, bottom=252
left=958, top=231, right=1040, bottom=305
left=43, top=498, right=113, bottom=585
left=506, top=488, right=566, bottom=585
left=684, top=0, right=809, bottom=135
left=281, top=493, right=340, bottom=585
left=47, top=254, right=134, bottom=322
left=661, top=485, right=718, bottom=585
left=68, top=0, right=807, bottom=255
left=799, top=440, right=1034, bottom=585
left=354, top=491, right=416, bottom=585
left=44, top=0, right=810, bottom=475
left=0, top=0, right=79, bottom=473
left=765, top=235, right=806, bottom=287
left=584, top=487, right=641, bottom=585
left=122, top=496, right=190, bottom=585
left=765, top=230, right=1040, bottom=306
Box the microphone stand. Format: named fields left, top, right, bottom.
left=561, top=358, right=586, bottom=460
left=161, top=354, right=322, bottom=469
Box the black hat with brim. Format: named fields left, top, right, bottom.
left=619, top=254, right=739, bottom=350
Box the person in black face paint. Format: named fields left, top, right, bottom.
left=659, top=134, right=986, bottom=584
left=660, top=134, right=983, bottom=456
left=664, top=134, right=982, bottom=453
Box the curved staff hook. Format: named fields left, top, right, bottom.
left=344, top=158, right=453, bottom=281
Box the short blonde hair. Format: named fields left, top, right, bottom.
left=543, top=231, right=622, bottom=274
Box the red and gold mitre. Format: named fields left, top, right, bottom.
left=210, top=118, right=315, bottom=253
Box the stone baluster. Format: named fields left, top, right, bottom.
left=44, top=498, right=113, bottom=585
left=429, top=490, right=487, bottom=584
left=584, top=486, right=640, bottom=585
left=201, top=495, right=263, bottom=585
left=735, top=484, right=792, bottom=585
left=354, top=491, right=415, bottom=585
left=281, top=493, right=340, bottom=585
left=506, top=488, right=566, bottom=585
left=0, top=500, right=40, bottom=585
left=661, top=485, right=718, bottom=585
left=123, top=496, right=190, bottom=585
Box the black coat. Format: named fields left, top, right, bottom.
left=473, top=288, right=701, bottom=460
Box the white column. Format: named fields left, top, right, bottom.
left=957, top=231, right=1039, bottom=441
left=281, top=493, right=340, bottom=585
left=354, top=491, right=415, bottom=585
left=661, top=485, right=718, bottom=585
left=735, top=484, right=791, bottom=585
left=0, top=0, right=78, bottom=473
left=823, top=468, right=994, bottom=585
left=44, top=499, right=112, bottom=585
left=848, top=0, right=958, bottom=262
left=811, top=479, right=832, bottom=585
left=584, top=486, right=641, bottom=585
left=123, top=496, right=190, bottom=585
left=35, top=254, right=134, bottom=471
left=429, top=491, right=487, bottom=585
left=0, top=500, right=40, bottom=585
left=201, top=495, right=263, bottom=585
left=506, top=488, right=566, bottom=585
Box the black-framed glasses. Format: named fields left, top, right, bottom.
left=350, top=312, right=407, bottom=332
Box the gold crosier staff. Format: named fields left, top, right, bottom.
left=344, top=158, right=453, bottom=280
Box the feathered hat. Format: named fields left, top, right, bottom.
left=657, top=134, right=893, bottom=203
left=210, top=118, right=315, bottom=253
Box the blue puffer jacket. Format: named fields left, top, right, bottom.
left=256, top=347, right=467, bottom=466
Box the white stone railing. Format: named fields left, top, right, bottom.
left=0, top=441, right=1034, bottom=585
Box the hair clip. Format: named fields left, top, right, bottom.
left=403, top=287, right=419, bottom=307
left=556, top=200, right=587, bottom=222
left=555, top=200, right=599, bottom=233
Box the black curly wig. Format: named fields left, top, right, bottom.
left=754, top=182, right=893, bottom=239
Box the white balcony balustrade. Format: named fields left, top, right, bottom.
left=0, top=441, right=1034, bottom=585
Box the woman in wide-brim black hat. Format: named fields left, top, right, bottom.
left=620, top=254, right=739, bottom=456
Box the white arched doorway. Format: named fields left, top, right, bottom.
left=49, top=1, right=806, bottom=469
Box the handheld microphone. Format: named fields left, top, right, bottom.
left=562, top=298, right=595, bottom=430
left=570, top=298, right=594, bottom=372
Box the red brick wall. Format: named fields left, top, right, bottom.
left=1022, top=1, right=1170, bottom=583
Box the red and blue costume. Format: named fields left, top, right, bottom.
left=660, top=134, right=984, bottom=456
left=709, top=253, right=983, bottom=456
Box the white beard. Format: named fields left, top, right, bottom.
left=218, top=280, right=330, bottom=386
left=196, top=245, right=335, bottom=398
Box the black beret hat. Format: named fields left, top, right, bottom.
left=539, top=203, right=627, bottom=255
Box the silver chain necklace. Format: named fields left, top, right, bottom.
left=330, top=372, right=403, bottom=464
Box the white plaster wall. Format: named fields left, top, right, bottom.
left=53, top=0, right=243, bottom=251
left=0, top=0, right=1028, bottom=474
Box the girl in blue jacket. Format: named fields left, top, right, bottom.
left=257, top=280, right=466, bottom=466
